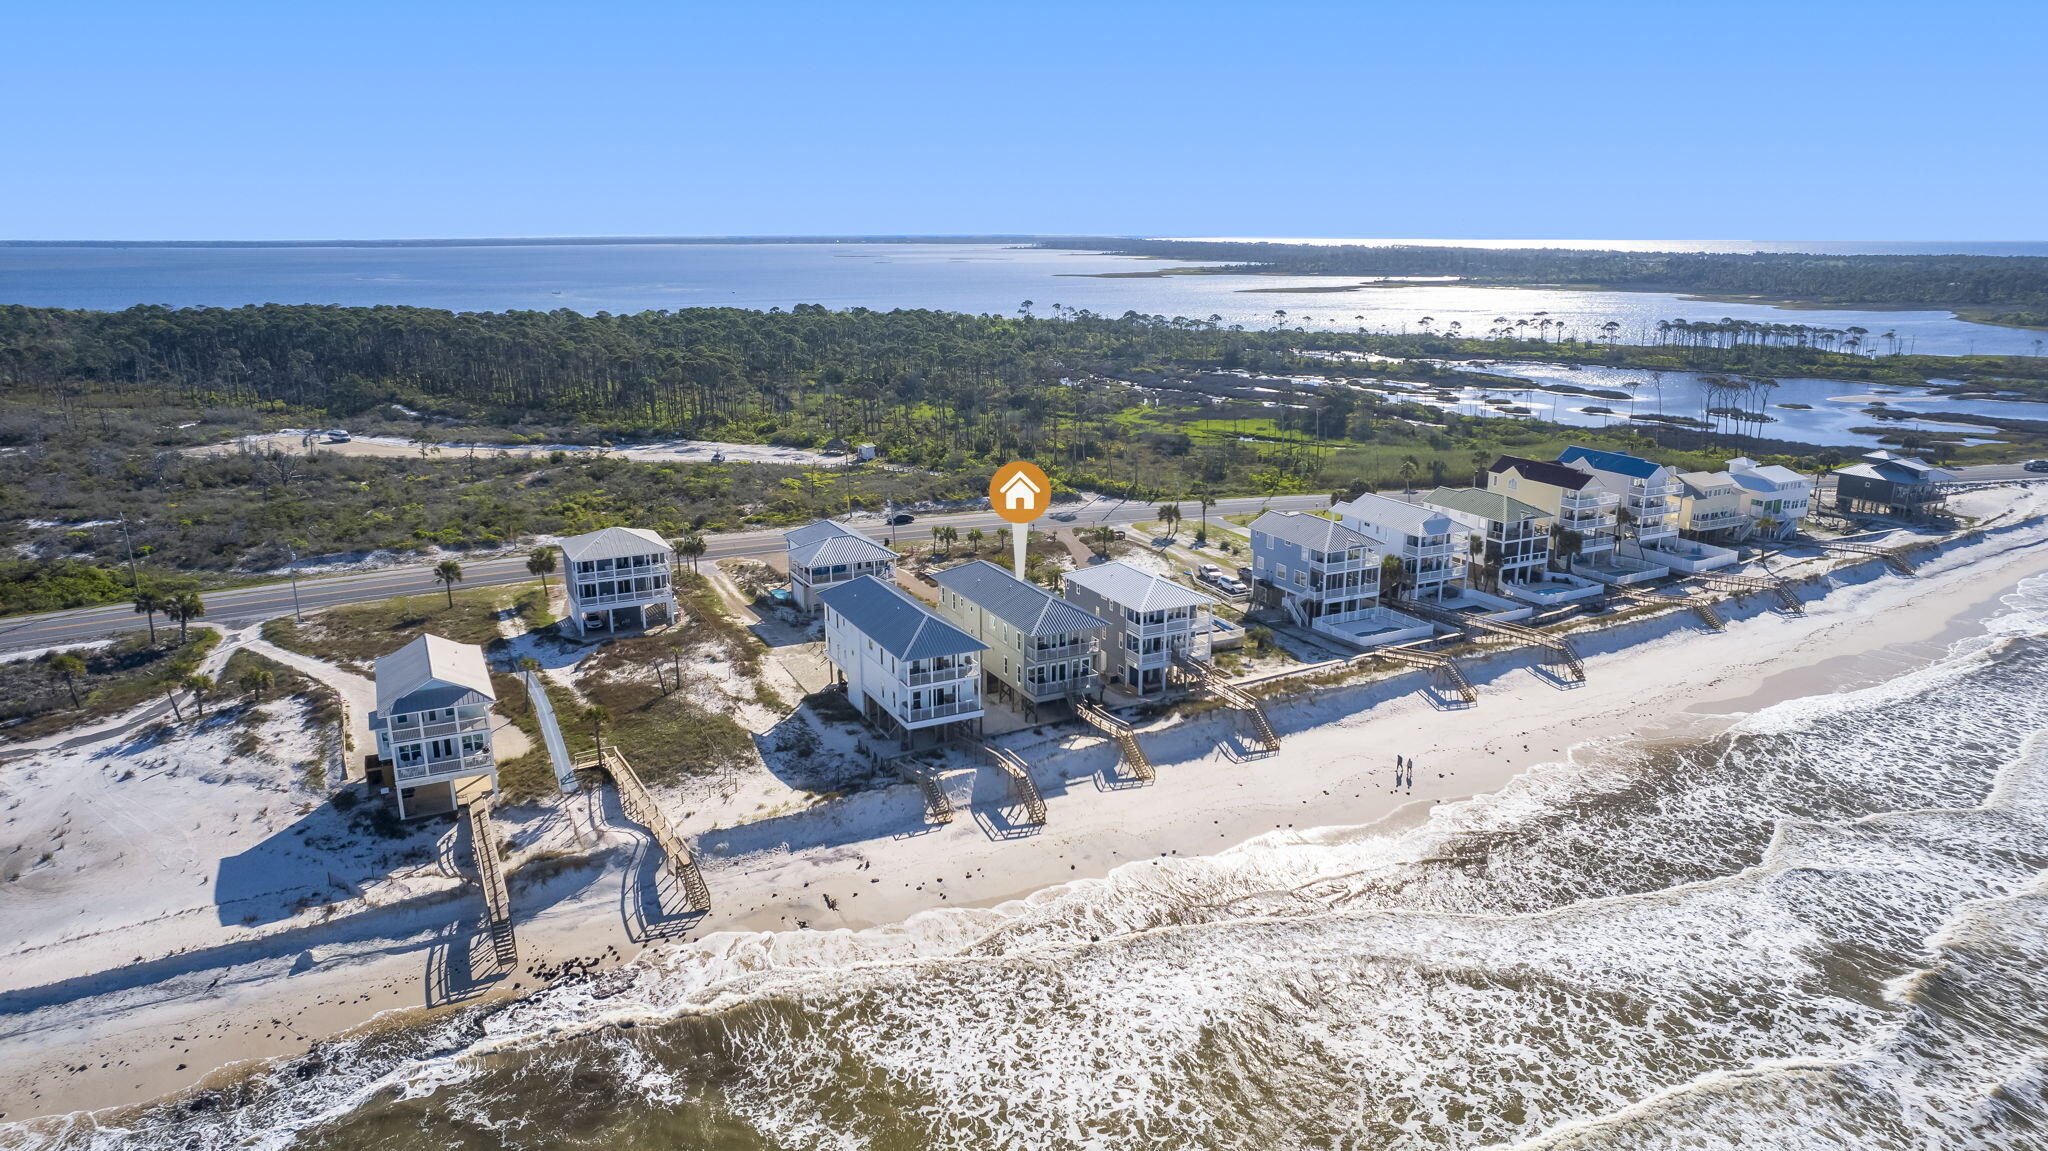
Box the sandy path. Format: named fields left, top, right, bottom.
left=4, top=502, right=2045, bottom=1123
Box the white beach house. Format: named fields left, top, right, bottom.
left=934, top=559, right=1109, bottom=712
left=785, top=521, right=900, bottom=613
left=561, top=526, right=676, bottom=637
left=819, top=574, right=986, bottom=750
left=1061, top=561, right=1217, bottom=697
left=1248, top=510, right=1432, bottom=648
left=1726, top=457, right=1813, bottom=538
left=1330, top=491, right=1462, bottom=601
left=368, top=633, right=497, bottom=820
left=1487, top=455, right=1663, bottom=584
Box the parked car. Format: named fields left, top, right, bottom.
left=890, top=513, right=916, bottom=525
left=1052, top=511, right=1077, bottom=522
left=2025, top=459, right=2048, bottom=472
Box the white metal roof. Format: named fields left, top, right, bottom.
left=1062, top=561, right=1216, bottom=611
left=374, top=633, right=495, bottom=714
left=933, top=560, right=1111, bottom=637
left=559, top=526, right=670, bottom=562
left=786, top=520, right=898, bottom=569
left=1332, top=492, right=1457, bottom=538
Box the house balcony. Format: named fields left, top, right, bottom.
left=1029, top=637, right=1098, bottom=660
left=376, top=715, right=491, bottom=743
left=1560, top=490, right=1619, bottom=512
left=1020, top=669, right=1100, bottom=701
left=1403, top=541, right=1455, bottom=560
left=900, top=697, right=983, bottom=726
left=571, top=586, right=672, bottom=608
left=392, top=749, right=496, bottom=784
left=907, top=662, right=977, bottom=687
left=1570, top=552, right=1670, bottom=585
left=1129, top=618, right=1200, bottom=639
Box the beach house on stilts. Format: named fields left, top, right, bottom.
left=785, top=521, right=899, bottom=613
left=368, top=633, right=498, bottom=820
left=819, top=575, right=987, bottom=753
left=560, top=526, right=677, bottom=637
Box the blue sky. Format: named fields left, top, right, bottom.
left=6, top=1, right=2042, bottom=240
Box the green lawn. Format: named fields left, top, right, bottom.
left=262, top=583, right=550, bottom=673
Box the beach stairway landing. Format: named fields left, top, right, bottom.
left=1173, top=655, right=1281, bottom=753
left=1803, top=537, right=1918, bottom=576
left=1609, top=585, right=1725, bottom=632
left=1073, top=697, right=1156, bottom=782
left=461, top=795, right=517, bottom=965
left=1396, top=598, right=1587, bottom=684
left=1363, top=643, right=1480, bottom=704
left=582, top=748, right=713, bottom=912
left=1688, top=570, right=1803, bottom=614
left=967, top=739, right=1048, bottom=825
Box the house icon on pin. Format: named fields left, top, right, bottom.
left=999, top=470, right=1041, bottom=510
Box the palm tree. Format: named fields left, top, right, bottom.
left=166, top=590, right=206, bottom=643
left=966, top=528, right=984, bottom=552
left=1379, top=554, right=1411, bottom=599
left=939, top=525, right=960, bottom=552
left=1192, top=486, right=1217, bottom=542
left=675, top=533, right=706, bottom=572
left=526, top=547, right=557, bottom=592
left=132, top=586, right=166, bottom=645
left=433, top=560, right=464, bottom=607
left=239, top=667, right=275, bottom=697
left=48, top=652, right=86, bottom=708
left=184, top=674, right=215, bottom=717
left=1550, top=525, right=1584, bottom=572
left=1156, top=503, right=1183, bottom=539
left=1470, top=449, right=1492, bottom=487
left=582, top=703, right=611, bottom=752
left=1398, top=457, right=1421, bottom=492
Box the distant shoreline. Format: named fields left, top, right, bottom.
left=0, top=235, right=1071, bottom=250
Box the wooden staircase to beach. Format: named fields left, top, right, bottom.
left=582, top=748, right=712, bottom=912
left=969, top=740, right=1048, bottom=825
left=461, top=797, right=517, bottom=964
left=1364, top=642, right=1479, bottom=703
left=1173, top=655, right=1281, bottom=753
left=899, top=764, right=956, bottom=825
left=1687, top=570, right=1803, bottom=614
left=1073, top=696, right=1155, bottom=782
left=1397, top=598, right=1587, bottom=683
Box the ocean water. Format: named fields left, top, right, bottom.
left=16, top=555, right=2048, bottom=1150
left=0, top=242, right=2042, bottom=357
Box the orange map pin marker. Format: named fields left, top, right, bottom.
left=989, top=461, right=1050, bottom=576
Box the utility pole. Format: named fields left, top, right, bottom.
left=288, top=544, right=306, bottom=623
left=117, top=517, right=140, bottom=589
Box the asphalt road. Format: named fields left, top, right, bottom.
left=5, top=464, right=2041, bottom=655
left=0, top=493, right=1330, bottom=653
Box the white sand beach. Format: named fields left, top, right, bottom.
left=2, top=487, right=2045, bottom=1123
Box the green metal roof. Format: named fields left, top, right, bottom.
left=1422, top=486, right=1547, bottom=523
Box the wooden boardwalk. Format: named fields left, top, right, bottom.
left=582, top=748, right=712, bottom=912
left=458, top=786, right=516, bottom=965
left=1073, top=697, right=1154, bottom=782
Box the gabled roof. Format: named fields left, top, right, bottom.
left=1490, top=455, right=1594, bottom=491
left=1558, top=445, right=1667, bottom=480
left=560, top=526, right=670, bottom=562
left=1250, top=510, right=1376, bottom=554
left=1727, top=458, right=1810, bottom=487
left=1062, top=561, right=1217, bottom=612
left=374, top=633, right=495, bottom=714
left=1332, top=492, right=1458, bottom=537
left=1676, top=470, right=1738, bottom=496
left=786, top=520, right=898, bottom=569
left=1423, top=486, right=1546, bottom=523
left=817, top=575, right=985, bottom=660
left=933, top=560, right=1110, bottom=637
